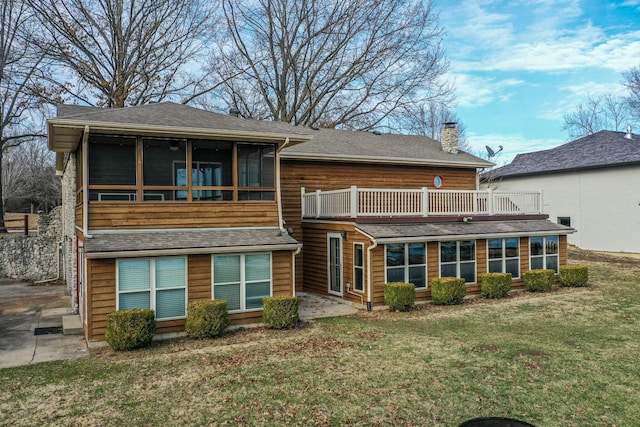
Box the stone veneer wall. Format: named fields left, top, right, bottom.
left=0, top=206, right=62, bottom=282
left=61, top=152, right=78, bottom=312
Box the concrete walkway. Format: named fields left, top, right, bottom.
left=297, top=291, right=360, bottom=320
left=0, top=279, right=88, bottom=369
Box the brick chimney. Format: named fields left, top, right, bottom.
left=441, top=122, right=459, bottom=154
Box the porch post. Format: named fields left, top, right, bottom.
left=350, top=186, right=358, bottom=218
left=315, top=189, right=321, bottom=219
left=487, top=188, right=494, bottom=215
left=301, top=187, right=306, bottom=218
left=421, top=187, right=429, bottom=216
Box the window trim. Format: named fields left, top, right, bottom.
left=353, top=243, right=365, bottom=293
left=529, top=235, right=560, bottom=273
left=487, top=237, right=520, bottom=279
left=115, top=256, right=188, bottom=321
left=384, top=242, right=427, bottom=289
left=211, top=252, right=273, bottom=313
left=439, top=240, right=477, bottom=284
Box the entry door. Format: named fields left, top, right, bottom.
left=328, top=233, right=343, bottom=296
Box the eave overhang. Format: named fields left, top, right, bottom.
left=280, top=152, right=494, bottom=169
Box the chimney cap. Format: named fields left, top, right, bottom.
left=229, top=108, right=241, bottom=117
left=443, top=122, right=457, bottom=128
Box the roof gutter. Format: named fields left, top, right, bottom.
left=359, top=228, right=576, bottom=245
left=280, top=152, right=493, bottom=169
left=86, top=243, right=302, bottom=259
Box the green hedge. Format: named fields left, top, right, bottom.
left=523, top=269, right=555, bottom=292
left=263, top=296, right=299, bottom=329
left=384, top=282, right=416, bottom=311
left=480, top=272, right=512, bottom=298
left=185, top=300, right=230, bottom=339
left=431, top=277, right=466, bottom=305
left=559, top=265, right=589, bottom=287
left=104, top=308, right=156, bottom=351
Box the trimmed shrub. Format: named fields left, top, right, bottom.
left=185, top=300, right=230, bottom=339
left=523, top=269, right=555, bottom=292
left=559, top=265, right=589, bottom=287
left=384, top=282, right=416, bottom=311
left=480, top=273, right=512, bottom=299
left=104, top=308, right=156, bottom=351
left=431, top=277, right=466, bottom=305
left=263, top=296, right=299, bottom=329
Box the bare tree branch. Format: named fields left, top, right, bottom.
left=208, top=0, right=452, bottom=130
left=28, top=0, right=214, bottom=107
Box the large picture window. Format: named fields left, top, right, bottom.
left=440, top=240, right=476, bottom=283
left=212, top=253, right=272, bottom=312
left=117, top=257, right=187, bottom=320
left=530, top=236, right=559, bottom=273
left=385, top=243, right=426, bottom=288
left=488, top=238, right=520, bottom=278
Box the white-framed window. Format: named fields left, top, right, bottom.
left=212, top=253, right=272, bottom=312
left=117, top=257, right=188, bottom=320
left=440, top=240, right=476, bottom=284
left=530, top=235, right=559, bottom=273
left=488, top=237, right=520, bottom=278
left=353, top=243, right=365, bottom=292
left=385, top=242, right=427, bottom=288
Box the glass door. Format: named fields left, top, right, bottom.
left=328, top=234, right=343, bottom=296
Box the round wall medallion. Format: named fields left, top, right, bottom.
left=433, top=175, right=444, bottom=188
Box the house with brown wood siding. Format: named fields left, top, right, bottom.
left=48, top=103, right=310, bottom=342
left=280, top=124, right=573, bottom=309
left=48, top=103, right=573, bottom=342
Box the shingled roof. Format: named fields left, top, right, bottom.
left=281, top=127, right=493, bottom=168
left=487, top=130, right=640, bottom=179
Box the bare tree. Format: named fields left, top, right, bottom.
left=28, top=0, right=213, bottom=107
left=3, top=139, right=60, bottom=213
left=562, top=94, right=633, bottom=139
left=623, top=66, right=640, bottom=123
left=402, top=101, right=469, bottom=150
left=0, top=0, right=49, bottom=231
left=211, top=0, right=451, bottom=130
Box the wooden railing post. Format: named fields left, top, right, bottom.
left=421, top=187, right=429, bottom=216
left=350, top=186, right=358, bottom=218
left=300, top=187, right=306, bottom=218
left=315, top=189, right=321, bottom=218
left=539, top=189, right=543, bottom=214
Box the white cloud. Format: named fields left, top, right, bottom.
left=537, top=81, right=628, bottom=120
left=453, top=74, right=525, bottom=108
left=466, top=132, right=565, bottom=164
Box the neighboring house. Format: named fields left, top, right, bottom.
left=482, top=130, right=640, bottom=253
left=48, top=103, right=573, bottom=342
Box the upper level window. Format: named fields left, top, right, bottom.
left=440, top=240, right=476, bottom=283
left=238, top=143, right=275, bottom=200
left=191, top=140, right=234, bottom=201
left=558, top=217, right=571, bottom=227
left=143, top=138, right=187, bottom=201
left=88, top=135, right=136, bottom=201
left=385, top=242, right=426, bottom=288
left=488, top=238, right=520, bottom=278
left=530, top=236, right=559, bottom=273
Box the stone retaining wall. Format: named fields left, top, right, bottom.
left=0, top=206, right=62, bottom=282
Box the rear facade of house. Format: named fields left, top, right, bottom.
left=280, top=126, right=573, bottom=309
left=49, top=104, right=573, bottom=341
left=49, top=103, right=309, bottom=342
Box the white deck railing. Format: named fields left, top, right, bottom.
left=301, top=186, right=542, bottom=218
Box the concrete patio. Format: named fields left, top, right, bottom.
left=297, top=291, right=361, bottom=320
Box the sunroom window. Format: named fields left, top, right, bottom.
left=385, top=243, right=426, bottom=288
left=237, top=144, right=275, bottom=200
left=440, top=240, right=476, bottom=283
left=488, top=238, right=520, bottom=278
left=530, top=236, right=559, bottom=273
left=88, top=135, right=137, bottom=201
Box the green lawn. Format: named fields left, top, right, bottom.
left=2, top=259, right=640, bottom=426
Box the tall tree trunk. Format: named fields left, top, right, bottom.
left=0, top=149, right=6, bottom=232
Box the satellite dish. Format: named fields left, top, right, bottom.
left=485, top=145, right=504, bottom=158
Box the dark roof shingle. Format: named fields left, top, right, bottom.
left=487, top=130, right=640, bottom=179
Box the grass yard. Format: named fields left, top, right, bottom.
left=2, top=256, right=640, bottom=426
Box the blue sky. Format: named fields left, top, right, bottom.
left=439, top=0, right=640, bottom=164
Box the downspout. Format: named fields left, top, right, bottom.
left=356, top=228, right=377, bottom=312
left=276, top=137, right=290, bottom=233
left=292, top=245, right=302, bottom=297
left=82, top=125, right=91, bottom=238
